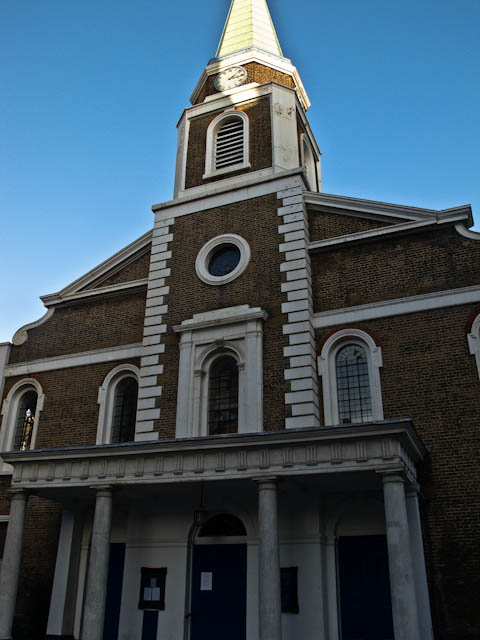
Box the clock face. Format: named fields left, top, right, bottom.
left=214, top=66, right=247, bottom=92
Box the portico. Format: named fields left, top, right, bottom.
left=0, top=420, right=432, bottom=640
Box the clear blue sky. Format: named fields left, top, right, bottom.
left=1, top=0, right=479, bottom=343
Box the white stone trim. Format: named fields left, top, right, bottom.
left=96, top=364, right=140, bottom=445
left=305, top=192, right=473, bottom=224
left=174, top=306, right=266, bottom=439
left=40, top=231, right=152, bottom=306
left=195, top=234, right=251, bottom=286
left=467, top=313, right=480, bottom=380
left=203, top=109, right=251, bottom=179
left=4, top=343, right=143, bottom=378
left=308, top=211, right=470, bottom=252
left=0, top=378, right=45, bottom=474
left=277, top=186, right=320, bottom=429
left=313, top=285, right=480, bottom=329
left=455, top=222, right=480, bottom=240
left=12, top=309, right=55, bottom=346
left=136, top=218, right=176, bottom=441
left=317, top=329, right=384, bottom=426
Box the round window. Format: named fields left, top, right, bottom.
left=208, top=244, right=241, bottom=277
left=195, top=234, right=251, bottom=286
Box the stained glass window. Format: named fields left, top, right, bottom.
left=13, top=390, right=37, bottom=451
left=111, top=377, right=138, bottom=443
left=208, top=356, right=239, bottom=435
left=336, top=345, right=372, bottom=424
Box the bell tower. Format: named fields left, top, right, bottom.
left=173, top=0, right=321, bottom=198
left=136, top=0, right=322, bottom=440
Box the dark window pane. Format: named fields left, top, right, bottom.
left=198, top=514, right=246, bottom=537
left=208, top=356, right=238, bottom=435
left=14, top=390, right=37, bottom=451
left=208, top=245, right=241, bottom=277
left=336, top=345, right=372, bottom=424
left=0, top=522, right=7, bottom=559
left=111, top=377, right=138, bottom=443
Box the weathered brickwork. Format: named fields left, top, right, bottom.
left=185, top=97, right=272, bottom=189
left=308, top=210, right=392, bottom=243
left=86, top=248, right=151, bottom=289
left=9, top=289, right=146, bottom=364
left=1, top=359, right=141, bottom=449
left=195, top=62, right=295, bottom=104
left=155, top=193, right=290, bottom=437
left=311, top=226, right=480, bottom=313
left=316, top=304, right=480, bottom=638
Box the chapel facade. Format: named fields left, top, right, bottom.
left=0, top=1, right=479, bottom=640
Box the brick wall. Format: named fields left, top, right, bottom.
left=311, top=226, right=480, bottom=312
left=9, top=289, right=147, bottom=364
left=195, top=62, right=295, bottom=104
left=86, top=248, right=151, bottom=289
left=308, top=210, right=392, bottom=242
left=185, top=97, right=272, bottom=189
left=154, top=193, right=290, bottom=437
left=315, top=304, right=480, bottom=638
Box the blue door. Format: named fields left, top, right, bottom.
left=190, top=544, right=247, bottom=640
left=338, top=535, right=394, bottom=640
left=103, top=543, right=126, bottom=640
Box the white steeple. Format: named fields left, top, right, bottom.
left=216, top=0, right=283, bottom=59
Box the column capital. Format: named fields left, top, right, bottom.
left=253, top=476, right=279, bottom=489
left=405, top=482, right=421, bottom=497
left=379, top=471, right=406, bottom=485
left=89, top=484, right=114, bottom=498
left=7, top=488, right=28, bottom=501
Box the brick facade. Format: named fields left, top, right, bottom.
left=185, top=96, right=272, bottom=189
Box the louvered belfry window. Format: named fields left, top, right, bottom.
left=215, top=117, right=244, bottom=170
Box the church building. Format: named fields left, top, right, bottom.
left=0, top=1, right=479, bottom=639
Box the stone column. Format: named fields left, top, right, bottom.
left=82, top=486, right=113, bottom=640
left=0, top=489, right=28, bottom=640
left=382, top=473, right=420, bottom=640
left=47, top=509, right=84, bottom=637
left=257, top=477, right=282, bottom=640
left=406, top=483, right=434, bottom=640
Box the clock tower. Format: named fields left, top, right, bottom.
left=135, top=0, right=323, bottom=440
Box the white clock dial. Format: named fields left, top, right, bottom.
left=214, top=66, right=247, bottom=92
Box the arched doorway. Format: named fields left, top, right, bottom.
left=190, top=514, right=247, bottom=640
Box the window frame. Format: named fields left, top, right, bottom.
left=96, top=365, right=140, bottom=445
left=195, top=234, right=251, bottom=286
left=317, top=329, right=384, bottom=426
left=0, top=378, right=45, bottom=474
left=467, top=313, right=480, bottom=380
left=203, top=109, right=251, bottom=179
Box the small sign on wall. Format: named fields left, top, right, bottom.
left=200, top=571, right=213, bottom=591
left=139, top=568, right=167, bottom=610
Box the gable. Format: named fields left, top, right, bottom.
left=82, top=247, right=151, bottom=291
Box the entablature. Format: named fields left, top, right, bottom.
left=2, top=419, right=427, bottom=491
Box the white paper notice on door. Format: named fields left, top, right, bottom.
left=200, top=571, right=213, bottom=591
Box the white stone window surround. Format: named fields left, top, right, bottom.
left=195, top=234, right=251, bottom=286
left=467, top=313, right=480, bottom=380
left=174, top=305, right=267, bottom=439
left=203, top=109, right=251, bottom=179
left=317, top=328, right=384, bottom=426
left=0, top=378, right=45, bottom=474
left=96, top=364, right=140, bottom=445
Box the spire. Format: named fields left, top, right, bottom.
left=216, top=0, right=283, bottom=59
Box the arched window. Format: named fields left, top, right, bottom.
left=208, top=356, right=239, bottom=435
left=0, top=379, right=44, bottom=472
left=301, top=133, right=317, bottom=191
left=318, top=329, right=383, bottom=426
left=96, top=365, right=140, bottom=444
left=198, top=514, right=247, bottom=537
left=335, top=345, right=372, bottom=424
left=203, top=110, right=250, bottom=179
left=13, top=389, right=38, bottom=450
left=467, top=313, right=480, bottom=380
left=111, top=377, right=138, bottom=443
